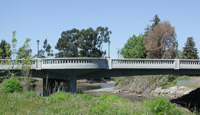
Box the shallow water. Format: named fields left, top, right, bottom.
left=77, top=85, right=115, bottom=91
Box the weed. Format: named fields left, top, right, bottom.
left=0, top=77, right=23, bottom=93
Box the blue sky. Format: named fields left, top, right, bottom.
left=0, top=0, right=200, bottom=58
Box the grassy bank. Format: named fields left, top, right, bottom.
left=115, top=75, right=190, bottom=93
left=0, top=92, right=193, bottom=115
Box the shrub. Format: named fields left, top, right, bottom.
left=76, top=93, right=92, bottom=100
left=48, top=91, right=71, bottom=102
left=22, top=91, right=37, bottom=98
left=99, top=93, right=127, bottom=103
left=0, top=77, right=23, bottom=93
left=144, top=97, right=182, bottom=115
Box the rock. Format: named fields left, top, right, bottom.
left=151, top=86, right=193, bottom=98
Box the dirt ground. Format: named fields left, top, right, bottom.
left=78, top=79, right=155, bottom=101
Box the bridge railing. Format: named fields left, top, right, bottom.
left=180, top=59, right=200, bottom=69
left=111, top=59, right=176, bottom=69
left=0, top=59, right=36, bottom=70
left=1, top=58, right=200, bottom=70
left=40, top=58, right=108, bottom=69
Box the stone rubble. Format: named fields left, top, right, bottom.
left=151, top=86, right=194, bottom=98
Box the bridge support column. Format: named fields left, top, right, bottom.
left=42, top=77, right=77, bottom=96
left=70, top=77, right=77, bottom=94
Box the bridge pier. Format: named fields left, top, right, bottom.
left=43, top=77, right=77, bottom=96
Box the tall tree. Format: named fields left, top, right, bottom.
left=55, top=27, right=111, bottom=58
left=145, top=14, right=161, bottom=33
left=182, top=37, right=199, bottom=59
left=0, top=40, right=11, bottom=59
left=55, top=28, right=79, bottom=57
left=43, top=39, right=54, bottom=57
left=143, top=21, right=177, bottom=59
left=17, top=38, right=32, bottom=59
left=17, top=38, right=34, bottom=91
left=79, top=27, right=111, bottom=57
left=121, top=34, right=146, bottom=58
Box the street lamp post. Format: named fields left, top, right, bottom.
left=37, top=40, right=40, bottom=58
left=108, top=40, right=111, bottom=58
left=118, top=50, right=120, bottom=59
left=176, top=40, right=178, bottom=59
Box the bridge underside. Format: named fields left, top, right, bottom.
left=1, top=69, right=200, bottom=95
left=31, top=69, right=200, bottom=80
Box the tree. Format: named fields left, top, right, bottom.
left=55, top=27, right=112, bottom=58
left=79, top=27, right=111, bottom=57
left=145, top=14, right=161, bottom=33
left=43, top=39, right=54, bottom=57
left=182, top=37, right=199, bottom=59
left=121, top=34, right=146, bottom=58
left=143, top=21, right=177, bottom=59
left=17, top=38, right=34, bottom=91
left=55, top=28, right=79, bottom=57
left=0, top=40, right=11, bottom=59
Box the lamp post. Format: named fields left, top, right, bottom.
left=108, top=40, right=111, bottom=58
left=118, top=50, right=120, bottom=59
left=37, top=40, right=40, bottom=58
left=176, top=40, right=178, bottom=59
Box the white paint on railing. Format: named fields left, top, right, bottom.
left=1, top=58, right=200, bottom=70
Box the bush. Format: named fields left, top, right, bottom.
left=22, top=91, right=37, bottom=98
left=0, top=77, right=23, bottom=93
left=48, top=91, right=71, bottom=102
left=99, top=93, right=127, bottom=103
left=144, top=97, right=182, bottom=115
left=76, top=93, right=92, bottom=100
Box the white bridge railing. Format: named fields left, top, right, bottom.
left=1, top=58, right=200, bottom=70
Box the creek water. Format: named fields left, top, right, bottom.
left=77, top=85, right=115, bottom=91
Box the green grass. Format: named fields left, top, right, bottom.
left=0, top=92, right=194, bottom=115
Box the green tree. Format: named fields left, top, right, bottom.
left=0, top=40, right=11, bottom=59
left=145, top=14, right=161, bottom=33
left=121, top=34, right=146, bottom=58
left=55, top=27, right=111, bottom=58
left=55, top=28, right=79, bottom=57
left=79, top=27, right=111, bottom=57
left=182, top=37, right=199, bottom=59
left=17, top=38, right=34, bottom=91
left=43, top=39, right=54, bottom=57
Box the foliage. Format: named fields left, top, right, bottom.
left=76, top=93, right=92, bottom=100
left=121, top=34, right=146, bottom=58
left=17, top=38, right=34, bottom=91
left=98, top=93, right=127, bottom=102
left=22, top=91, right=37, bottom=98
left=0, top=40, right=11, bottom=59
left=145, top=14, right=161, bottom=33
left=0, top=77, right=23, bottom=93
left=0, top=92, right=192, bottom=115
left=43, top=39, right=54, bottom=57
left=55, top=27, right=111, bottom=57
left=182, top=37, right=199, bottom=59
left=55, top=28, right=79, bottom=57
left=144, top=19, right=177, bottom=59
left=48, top=91, right=71, bottom=102
left=144, top=97, right=182, bottom=115
left=17, top=38, right=32, bottom=59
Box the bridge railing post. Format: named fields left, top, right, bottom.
left=174, top=59, right=180, bottom=70
left=107, top=58, right=112, bottom=69
left=36, top=59, right=42, bottom=70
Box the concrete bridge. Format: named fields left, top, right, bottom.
left=1, top=58, right=200, bottom=95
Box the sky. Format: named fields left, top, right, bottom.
left=0, top=0, right=200, bottom=58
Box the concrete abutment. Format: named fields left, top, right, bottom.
left=43, top=77, right=77, bottom=96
